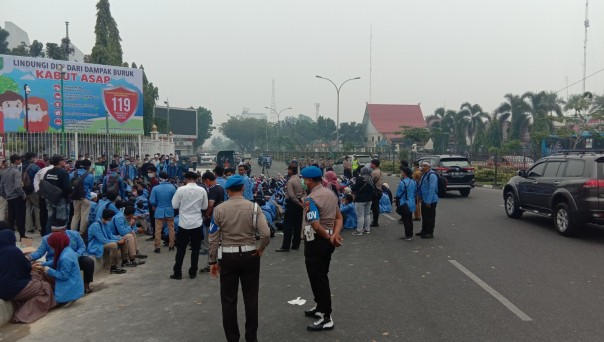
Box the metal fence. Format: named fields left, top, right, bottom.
left=3, top=132, right=152, bottom=159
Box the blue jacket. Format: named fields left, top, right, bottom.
left=261, top=202, right=276, bottom=227
left=47, top=247, right=84, bottom=303
left=108, top=212, right=134, bottom=237
left=30, top=230, right=87, bottom=267
left=150, top=182, right=176, bottom=218
left=70, top=169, right=95, bottom=200
left=339, top=203, right=357, bottom=229
left=396, top=178, right=418, bottom=212
left=379, top=193, right=392, bottom=213
left=242, top=175, right=254, bottom=200
left=102, top=174, right=127, bottom=199
left=88, top=201, right=98, bottom=229
left=167, top=164, right=179, bottom=179
left=216, top=177, right=227, bottom=200
left=94, top=199, right=119, bottom=223
left=419, top=171, right=439, bottom=204
left=120, top=164, right=137, bottom=181
left=87, top=220, right=120, bottom=258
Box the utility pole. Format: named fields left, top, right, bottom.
left=583, top=0, right=589, bottom=94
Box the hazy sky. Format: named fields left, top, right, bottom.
left=3, top=0, right=603, bottom=126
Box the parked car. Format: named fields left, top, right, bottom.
left=416, top=155, right=475, bottom=197
left=488, top=155, right=534, bottom=169
left=503, top=151, right=604, bottom=236
left=258, top=153, right=272, bottom=168
left=199, top=153, right=214, bottom=165
left=333, top=154, right=372, bottom=175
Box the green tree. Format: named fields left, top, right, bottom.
left=339, top=122, right=363, bottom=146
left=45, top=43, right=63, bottom=60
left=60, top=37, right=74, bottom=60
left=29, top=40, right=45, bottom=58
left=194, top=106, right=214, bottom=150
left=0, top=26, right=9, bottom=54
left=459, top=102, right=490, bottom=148
left=495, top=93, right=530, bottom=142
left=221, top=116, right=265, bottom=152
left=523, top=90, right=563, bottom=138
left=10, top=42, right=29, bottom=56
left=0, top=75, right=19, bottom=94
left=483, top=116, right=503, bottom=151
left=398, top=126, right=431, bottom=146
left=139, top=65, right=159, bottom=135
left=90, top=0, right=123, bottom=66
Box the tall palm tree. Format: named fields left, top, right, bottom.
left=426, top=107, right=450, bottom=153
left=495, top=93, right=530, bottom=142
left=459, top=102, right=490, bottom=148
left=442, top=109, right=471, bottom=151
left=522, top=90, right=563, bottom=135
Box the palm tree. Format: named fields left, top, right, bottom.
left=459, top=102, right=490, bottom=148
left=522, top=90, right=563, bottom=135
left=495, top=93, right=531, bottom=142
left=442, top=109, right=471, bottom=151
left=426, top=107, right=449, bottom=153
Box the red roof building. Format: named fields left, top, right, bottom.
left=362, top=104, right=426, bottom=151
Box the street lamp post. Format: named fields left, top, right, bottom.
left=315, top=75, right=360, bottom=152
left=164, top=99, right=170, bottom=134
left=23, top=84, right=31, bottom=151
left=57, top=65, right=66, bottom=156
left=264, top=106, right=292, bottom=138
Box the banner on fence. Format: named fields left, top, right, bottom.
left=0, top=55, right=143, bottom=135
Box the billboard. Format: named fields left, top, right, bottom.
left=0, top=54, right=143, bottom=134
left=154, top=106, right=197, bottom=138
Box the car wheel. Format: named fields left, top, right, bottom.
left=504, top=191, right=523, bottom=219
left=554, top=202, right=582, bottom=237
left=459, top=189, right=470, bottom=197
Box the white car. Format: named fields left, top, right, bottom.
left=199, top=153, right=215, bottom=165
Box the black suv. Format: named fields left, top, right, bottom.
left=503, top=151, right=604, bottom=236
left=416, top=155, right=475, bottom=197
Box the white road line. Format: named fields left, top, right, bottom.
left=449, top=260, right=533, bottom=322
left=383, top=214, right=397, bottom=221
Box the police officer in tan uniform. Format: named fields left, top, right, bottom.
left=300, top=166, right=343, bottom=331
left=208, top=175, right=271, bottom=342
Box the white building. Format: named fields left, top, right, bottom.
left=4, top=21, right=30, bottom=49
left=4, top=21, right=85, bottom=62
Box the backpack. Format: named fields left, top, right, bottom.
left=71, top=171, right=90, bottom=200
left=432, top=172, right=447, bottom=198
left=22, top=164, right=35, bottom=195
left=106, top=174, right=120, bottom=196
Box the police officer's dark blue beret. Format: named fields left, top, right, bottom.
left=225, top=175, right=244, bottom=189
left=301, top=166, right=322, bottom=178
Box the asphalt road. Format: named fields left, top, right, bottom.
left=3, top=163, right=604, bottom=341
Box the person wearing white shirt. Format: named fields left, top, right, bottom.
left=170, top=171, right=208, bottom=280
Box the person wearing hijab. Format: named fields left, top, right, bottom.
left=37, top=232, right=85, bottom=305
left=396, top=168, right=417, bottom=240
left=324, top=171, right=341, bottom=195
left=0, top=230, right=56, bottom=323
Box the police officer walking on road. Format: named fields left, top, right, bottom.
left=209, top=175, right=271, bottom=342
left=300, top=166, right=343, bottom=331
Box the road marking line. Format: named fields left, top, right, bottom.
left=383, top=214, right=397, bottom=221
left=449, top=260, right=533, bottom=321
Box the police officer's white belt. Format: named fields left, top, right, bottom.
left=222, top=245, right=256, bottom=253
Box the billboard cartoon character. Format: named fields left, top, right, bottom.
left=0, top=91, right=24, bottom=133
left=26, top=97, right=50, bottom=132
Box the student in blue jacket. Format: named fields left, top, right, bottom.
left=418, top=162, right=439, bottom=239
left=29, top=221, right=95, bottom=294
left=94, top=192, right=120, bottom=223
left=107, top=205, right=146, bottom=267
left=379, top=192, right=392, bottom=213
left=396, top=168, right=418, bottom=240
left=339, top=194, right=357, bottom=229
left=37, top=232, right=84, bottom=305
left=86, top=209, right=126, bottom=274
left=149, top=172, right=177, bottom=253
